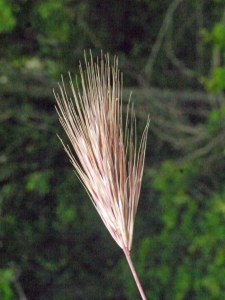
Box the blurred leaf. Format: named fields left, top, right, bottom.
left=25, top=170, right=52, bottom=196
left=0, top=0, right=16, bottom=33
left=0, top=268, right=14, bottom=300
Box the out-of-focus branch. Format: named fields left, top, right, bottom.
left=8, top=263, right=28, bottom=300
left=165, top=34, right=196, bottom=79
left=163, top=1, right=205, bottom=80
left=181, top=129, right=225, bottom=161
left=14, top=280, right=28, bottom=300
left=1, top=67, right=224, bottom=174
left=122, top=87, right=225, bottom=168
left=76, top=3, right=102, bottom=48
left=144, top=0, right=184, bottom=81
left=195, top=0, right=204, bottom=75
left=211, top=8, right=225, bottom=72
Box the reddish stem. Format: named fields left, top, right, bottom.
left=123, top=247, right=147, bottom=300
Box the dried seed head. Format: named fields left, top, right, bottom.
left=54, top=51, right=150, bottom=251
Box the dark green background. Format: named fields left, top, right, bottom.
left=1, top=0, right=225, bottom=299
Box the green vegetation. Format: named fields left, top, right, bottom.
left=1, top=0, right=225, bottom=299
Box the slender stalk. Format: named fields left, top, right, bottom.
left=54, top=52, right=150, bottom=299
left=123, top=246, right=147, bottom=300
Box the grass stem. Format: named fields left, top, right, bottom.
left=123, top=247, right=147, bottom=300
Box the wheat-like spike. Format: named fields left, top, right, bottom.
left=54, top=51, right=150, bottom=300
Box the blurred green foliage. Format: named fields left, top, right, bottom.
left=122, top=162, right=225, bottom=299
left=0, top=268, right=14, bottom=300
left=1, top=0, right=225, bottom=299
left=203, top=67, right=225, bottom=93
left=202, top=22, right=225, bottom=92
left=0, top=0, right=16, bottom=33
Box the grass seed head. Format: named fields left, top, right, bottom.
left=54, top=51, right=150, bottom=251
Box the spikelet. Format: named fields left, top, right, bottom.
left=54, top=52, right=150, bottom=252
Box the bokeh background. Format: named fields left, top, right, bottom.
left=1, top=0, right=225, bottom=299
